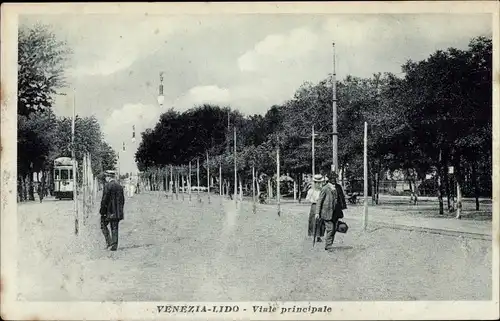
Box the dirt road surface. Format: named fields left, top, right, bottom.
left=17, top=192, right=492, bottom=302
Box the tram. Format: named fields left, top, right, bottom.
left=53, top=157, right=76, bottom=200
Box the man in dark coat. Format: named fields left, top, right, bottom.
left=99, top=171, right=125, bottom=251
left=315, top=171, right=347, bottom=251
left=37, top=182, right=44, bottom=203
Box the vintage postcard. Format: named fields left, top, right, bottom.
left=1, top=1, right=499, bottom=320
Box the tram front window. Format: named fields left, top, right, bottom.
left=61, top=169, right=69, bottom=180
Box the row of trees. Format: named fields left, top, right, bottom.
left=17, top=23, right=117, bottom=202
left=135, top=36, right=492, bottom=215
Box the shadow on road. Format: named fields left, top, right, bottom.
left=118, top=244, right=154, bottom=251
left=330, top=245, right=354, bottom=250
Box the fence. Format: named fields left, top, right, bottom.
left=81, top=152, right=98, bottom=226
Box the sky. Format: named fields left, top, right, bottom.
left=20, top=13, right=492, bottom=174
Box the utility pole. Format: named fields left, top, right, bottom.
left=312, top=124, right=315, bottom=177
left=234, top=127, right=237, bottom=201
left=331, top=42, right=338, bottom=175
left=227, top=110, right=230, bottom=154
left=175, top=167, right=179, bottom=200
left=169, top=165, right=173, bottom=195
left=188, top=162, right=192, bottom=201
left=373, top=73, right=381, bottom=202
left=71, top=89, right=79, bottom=236
left=363, top=122, right=368, bottom=231
left=207, top=152, right=210, bottom=204
left=197, top=158, right=200, bottom=202
left=277, top=135, right=281, bottom=216
left=252, top=164, right=256, bottom=214
left=219, top=155, right=222, bottom=197
left=82, top=153, right=87, bottom=225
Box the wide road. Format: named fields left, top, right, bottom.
left=17, top=192, right=492, bottom=302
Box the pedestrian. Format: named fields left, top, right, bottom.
left=315, top=171, right=347, bottom=251
left=331, top=173, right=347, bottom=215
left=37, top=182, right=44, bottom=203
left=306, top=174, right=326, bottom=242
left=258, top=192, right=266, bottom=204
left=99, top=170, right=125, bottom=251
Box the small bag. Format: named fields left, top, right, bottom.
left=336, top=220, right=348, bottom=233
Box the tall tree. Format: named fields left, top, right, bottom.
left=18, top=23, right=71, bottom=116
left=17, top=23, right=71, bottom=201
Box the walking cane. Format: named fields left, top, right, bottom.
left=313, top=217, right=319, bottom=247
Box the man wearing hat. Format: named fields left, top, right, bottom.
left=99, top=170, right=125, bottom=251
left=306, top=174, right=326, bottom=242
left=315, top=171, right=347, bottom=251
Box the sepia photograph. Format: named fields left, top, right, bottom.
left=1, top=1, right=499, bottom=320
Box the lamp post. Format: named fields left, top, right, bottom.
left=57, top=91, right=79, bottom=234
left=331, top=42, right=338, bottom=175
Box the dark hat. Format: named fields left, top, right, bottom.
left=328, top=171, right=338, bottom=180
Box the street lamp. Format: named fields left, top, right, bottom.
left=157, top=94, right=165, bottom=107
left=158, top=71, right=165, bottom=107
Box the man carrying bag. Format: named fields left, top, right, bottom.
left=315, top=171, right=347, bottom=251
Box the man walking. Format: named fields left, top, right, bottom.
left=37, top=182, right=44, bottom=203
left=99, top=171, right=125, bottom=251
left=315, top=171, right=346, bottom=251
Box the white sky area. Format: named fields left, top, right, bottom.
left=20, top=14, right=491, bottom=174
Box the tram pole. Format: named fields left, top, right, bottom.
left=71, top=88, right=79, bottom=235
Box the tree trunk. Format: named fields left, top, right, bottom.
left=472, top=162, right=479, bottom=211
left=45, top=170, right=50, bottom=196
left=298, top=173, right=302, bottom=204
left=256, top=173, right=261, bottom=197
left=414, top=175, right=420, bottom=205
left=455, top=156, right=463, bottom=219
left=437, top=149, right=444, bottom=214
left=456, top=178, right=463, bottom=219
left=17, top=175, right=23, bottom=202
left=239, top=177, right=243, bottom=201
left=371, top=173, right=376, bottom=205
left=341, top=164, right=346, bottom=190
left=22, top=174, right=28, bottom=201
left=28, top=171, right=35, bottom=201
left=406, top=169, right=413, bottom=193
left=41, top=171, right=45, bottom=197
left=376, top=160, right=382, bottom=205
left=443, top=150, right=452, bottom=212
left=370, top=162, right=376, bottom=204
left=45, top=169, right=50, bottom=196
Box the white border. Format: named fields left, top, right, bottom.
left=1, top=2, right=499, bottom=320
